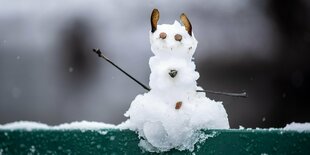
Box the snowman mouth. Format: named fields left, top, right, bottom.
left=169, top=69, right=178, bottom=78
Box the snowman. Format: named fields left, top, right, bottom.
left=123, top=9, right=229, bottom=152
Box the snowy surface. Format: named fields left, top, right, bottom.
left=1, top=121, right=309, bottom=132
left=0, top=121, right=117, bottom=131
left=237, top=122, right=310, bottom=132
left=283, top=122, right=310, bottom=132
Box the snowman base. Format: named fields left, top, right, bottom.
left=123, top=90, right=229, bottom=152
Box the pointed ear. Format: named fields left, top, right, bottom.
left=151, top=9, right=160, bottom=33
left=180, top=13, right=192, bottom=36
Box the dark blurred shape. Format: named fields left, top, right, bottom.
left=59, top=19, right=97, bottom=92
left=268, top=0, right=310, bottom=126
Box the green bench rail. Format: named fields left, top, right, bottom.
left=0, top=129, right=309, bottom=154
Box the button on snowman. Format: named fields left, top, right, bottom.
left=124, top=9, right=229, bottom=152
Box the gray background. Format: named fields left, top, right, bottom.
left=0, top=0, right=309, bottom=128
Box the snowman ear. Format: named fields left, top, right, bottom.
left=180, top=13, right=192, bottom=36
left=151, top=9, right=160, bottom=33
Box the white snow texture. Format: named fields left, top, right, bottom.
left=0, top=121, right=117, bottom=131
left=124, top=20, right=229, bottom=152
left=284, top=122, right=310, bottom=132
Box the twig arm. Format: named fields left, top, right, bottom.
left=92, top=48, right=151, bottom=91
left=197, top=90, right=247, bottom=98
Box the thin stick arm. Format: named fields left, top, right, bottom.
left=93, top=48, right=151, bottom=91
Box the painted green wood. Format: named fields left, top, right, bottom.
left=0, top=129, right=309, bottom=154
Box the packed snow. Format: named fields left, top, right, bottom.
left=236, top=122, right=310, bottom=133
left=123, top=12, right=229, bottom=152
left=283, top=122, right=310, bottom=132
left=0, top=121, right=117, bottom=131
left=0, top=121, right=50, bottom=131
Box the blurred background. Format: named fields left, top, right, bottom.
left=0, top=0, right=309, bottom=128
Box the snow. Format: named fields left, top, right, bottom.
left=0, top=121, right=117, bottom=131
left=98, top=130, right=108, bottom=135
left=29, top=145, right=36, bottom=153
left=239, top=126, right=245, bottom=129
left=236, top=122, right=310, bottom=133
left=283, top=122, right=310, bottom=132
left=137, top=130, right=217, bottom=153
left=123, top=20, right=229, bottom=152
left=68, top=67, right=74, bottom=73
left=0, top=121, right=50, bottom=131
left=52, top=121, right=117, bottom=130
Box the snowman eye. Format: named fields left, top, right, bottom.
left=159, top=32, right=167, bottom=39
left=174, top=34, right=182, bottom=41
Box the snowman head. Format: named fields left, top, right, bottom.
left=149, top=9, right=198, bottom=59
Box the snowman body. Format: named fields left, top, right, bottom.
left=124, top=19, right=229, bottom=151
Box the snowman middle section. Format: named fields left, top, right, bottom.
left=149, top=55, right=199, bottom=105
